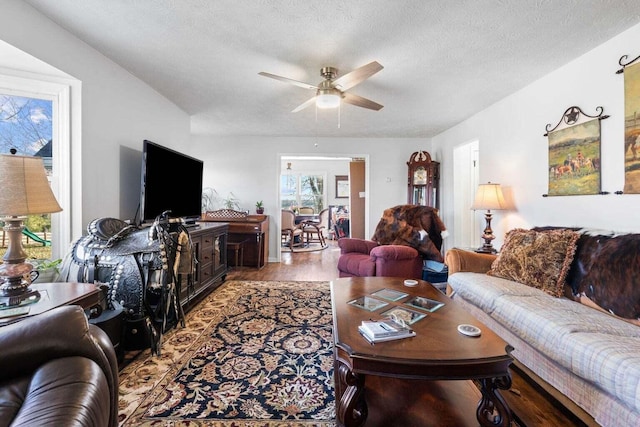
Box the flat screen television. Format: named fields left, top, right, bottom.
left=139, top=140, right=203, bottom=224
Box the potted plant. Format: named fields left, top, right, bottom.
left=255, top=200, right=264, bottom=214
left=201, top=187, right=218, bottom=213
left=223, top=192, right=240, bottom=210
left=33, top=258, right=62, bottom=283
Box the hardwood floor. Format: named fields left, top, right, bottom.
left=226, top=239, right=342, bottom=282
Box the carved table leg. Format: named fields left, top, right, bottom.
left=476, top=374, right=512, bottom=427
left=335, top=359, right=367, bottom=427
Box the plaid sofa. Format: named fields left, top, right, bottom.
left=445, top=228, right=640, bottom=427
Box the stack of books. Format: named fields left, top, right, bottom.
left=358, top=319, right=416, bottom=343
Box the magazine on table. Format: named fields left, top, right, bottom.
left=358, top=318, right=416, bottom=343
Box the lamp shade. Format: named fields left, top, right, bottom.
left=0, top=154, right=62, bottom=216
left=471, top=183, right=506, bottom=211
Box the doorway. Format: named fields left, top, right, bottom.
left=277, top=155, right=368, bottom=261
left=453, top=140, right=479, bottom=249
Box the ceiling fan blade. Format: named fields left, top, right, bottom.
left=332, top=61, right=383, bottom=91
left=342, top=92, right=383, bottom=111
left=292, top=96, right=317, bottom=113
left=258, top=72, right=318, bottom=90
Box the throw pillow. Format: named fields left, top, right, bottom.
left=488, top=228, right=579, bottom=297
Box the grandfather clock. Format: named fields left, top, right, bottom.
left=407, top=151, right=439, bottom=209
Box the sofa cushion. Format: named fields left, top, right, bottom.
left=337, top=253, right=375, bottom=277
left=447, top=272, right=542, bottom=314
left=450, top=272, right=640, bottom=414
left=488, top=228, right=579, bottom=297
left=487, top=292, right=640, bottom=414
left=561, top=332, right=640, bottom=414
left=371, top=204, right=446, bottom=261
left=370, top=245, right=423, bottom=279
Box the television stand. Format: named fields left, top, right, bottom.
left=178, top=223, right=228, bottom=310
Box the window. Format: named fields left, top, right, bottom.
left=0, top=72, right=74, bottom=261
left=280, top=173, right=325, bottom=212
left=0, top=94, right=54, bottom=259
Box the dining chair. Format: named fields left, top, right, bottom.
left=302, top=208, right=328, bottom=247
left=298, top=206, right=315, bottom=214
left=281, top=209, right=304, bottom=250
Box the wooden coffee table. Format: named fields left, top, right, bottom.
left=331, top=277, right=513, bottom=427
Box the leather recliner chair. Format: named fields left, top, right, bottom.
left=0, top=305, right=119, bottom=427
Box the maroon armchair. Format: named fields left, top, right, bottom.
left=337, top=238, right=423, bottom=279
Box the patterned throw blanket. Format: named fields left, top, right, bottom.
left=371, top=205, right=446, bottom=262
left=119, top=280, right=335, bottom=426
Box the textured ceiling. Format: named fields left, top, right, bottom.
left=24, top=0, right=640, bottom=138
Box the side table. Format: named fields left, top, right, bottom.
left=0, top=282, right=101, bottom=326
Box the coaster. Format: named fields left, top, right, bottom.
left=403, top=279, right=418, bottom=287
left=457, top=324, right=481, bottom=337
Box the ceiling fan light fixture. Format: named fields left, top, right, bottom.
left=260, top=61, right=383, bottom=112
left=316, top=88, right=341, bottom=109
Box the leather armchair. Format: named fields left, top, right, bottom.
left=337, top=238, right=423, bottom=279
left=445, top=248, right=496, bottom=275
left=0, top=305, right=119, bottom=427
left=444, top=248, right=497, bottom=295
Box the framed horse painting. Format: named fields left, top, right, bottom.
left=620, top=54, right=640, bottom=193
left=545, top=106, right=606, bottom=197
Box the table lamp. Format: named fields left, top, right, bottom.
left=471, top=182, right=505, bottom=254
left=0, top=153, right=62, bottom=308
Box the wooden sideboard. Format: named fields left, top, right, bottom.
left=180, top=222, right=228, bottom=308
left=201, top=214, right=269, bottom=269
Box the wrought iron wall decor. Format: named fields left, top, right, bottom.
left=543, top=106, right=609, bottom=136
left=615, top=53, right=640, bottom=74
left=544, top=106, right=608, bottom=197
left=617, top=53, right=640, bottom=194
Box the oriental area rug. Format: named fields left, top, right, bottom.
left=118, top=280, right=336, bottom=426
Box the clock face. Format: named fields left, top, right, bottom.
left=413, top=166, right=427, bottom=185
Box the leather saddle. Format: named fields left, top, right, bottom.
left=59, top=217, right=190, bottom=355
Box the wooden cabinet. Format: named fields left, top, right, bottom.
left=407, top=151, right=440, bottom=209
left=180, top=223, right=227, bottom=308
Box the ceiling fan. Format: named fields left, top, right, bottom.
left=259, top=61, right=384, bottom=112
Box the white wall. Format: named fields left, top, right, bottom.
left=432, top=22, right=640, bottom=252
left=0, top=1, right=191, bottom=238
left=191, top=136, right=432, bottom=260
